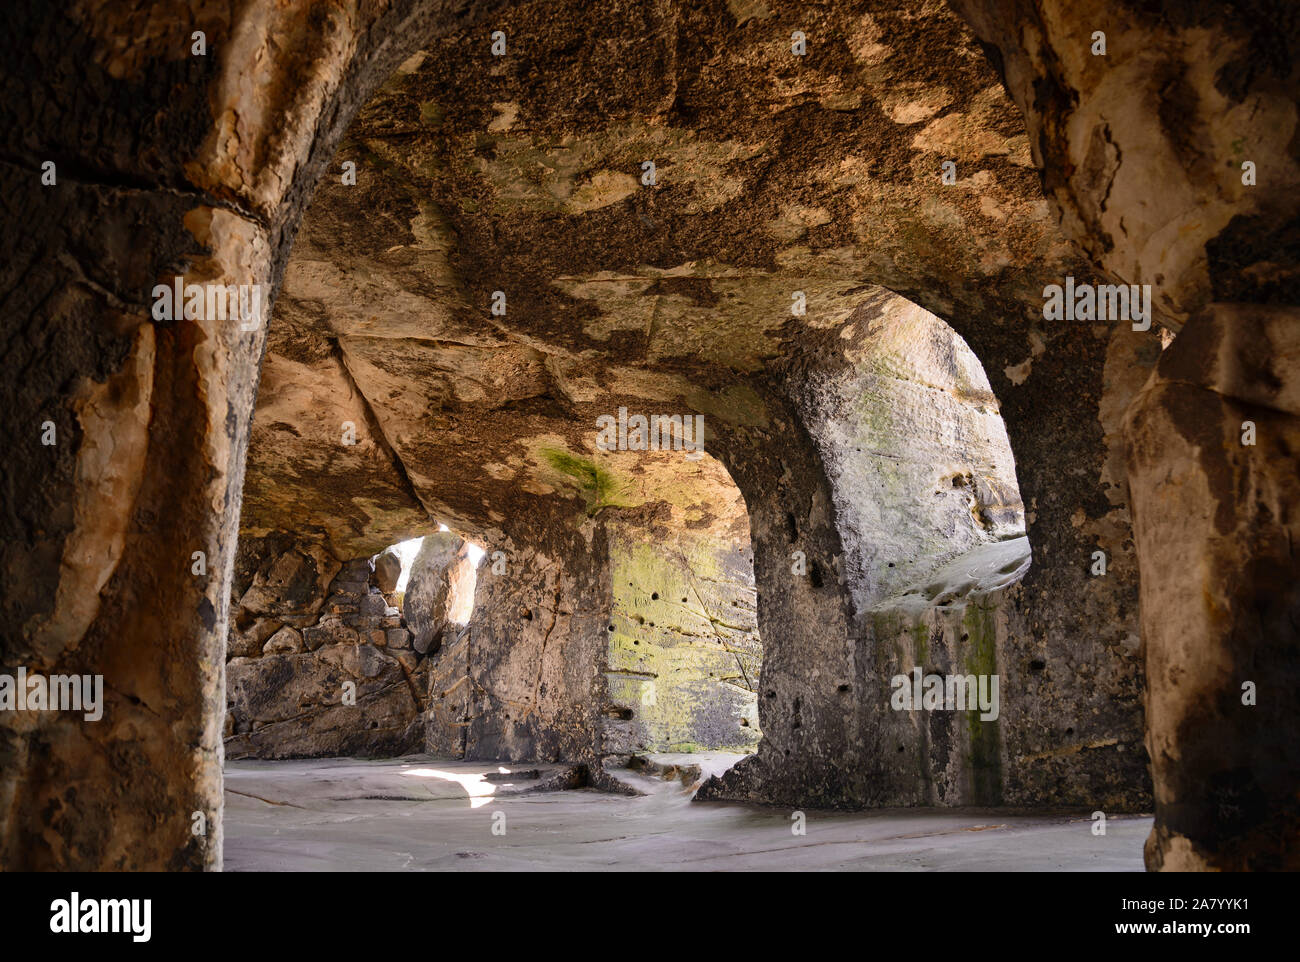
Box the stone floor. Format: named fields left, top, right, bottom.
left=223, top=755, right=1152, bottom=871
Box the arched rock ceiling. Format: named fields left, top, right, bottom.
left=242, top=0, right=1084, bottom=556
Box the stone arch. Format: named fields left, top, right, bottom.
left=4, top=0, right=1293, bottom=873
left=698, top=288, right=1148, bottom=810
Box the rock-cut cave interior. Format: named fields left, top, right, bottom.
left=2, top=0, right=1298, bottom=887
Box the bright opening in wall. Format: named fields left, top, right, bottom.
left=384, top=528, right=486, bottom=624
left=820, top=291, right=1029, bottom=611
left=391, top=536, right=424, bottom=594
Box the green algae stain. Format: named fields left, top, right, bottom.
left=911, top=618, right=930, bottom=666
left=605, top=533, right=762, bottom=754
left=540, top=448, right=632, bottom=517
left=963, top=602, right=1003, bottom=805
left=870, top=609, right=907, bottom=669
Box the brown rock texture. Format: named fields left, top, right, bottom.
left=225, top=550, right=437, bottom=760
left=234, top=0, right=1149, bottom=817
left=1126, top=305, right=1300, bottom=870
left=955, top=0, right=1300, bottom=870
left=1, top=0, right=1295, bottom=872
left=0, top=0, right=507, bottom=870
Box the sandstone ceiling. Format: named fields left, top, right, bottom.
left=6, top=0, right=1297, bottom=876
left=243, top=0, right=1066, bottom=558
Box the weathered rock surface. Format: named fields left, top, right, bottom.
left=954, top=0, right=1300, bottom=870
left=1125, top=304, right=1300, bottom=870
left=372, top=548, right=403, bottom=594
left=4, top=0, right=1296, bottom=873
left=403, top=532, right=469, bottom=654
left=234, top=0, right=1142, bottom=813
left=226, top=541, right=434, bottom=760
left=603, top=516, right=763, bottom=757
left=229, top=1, right=1147, bottom=817
left=225, top=647, right=425, bottom=760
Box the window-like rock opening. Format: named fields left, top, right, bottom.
left=383, top=528, right=486, bottom=615
left=828, top=294, right=1029, bottom=806
left=858, top=302, right=1029, bottom=608
left=699, top=291, right=1033, bottom=810
left=802, top=292, right=1029, bottom=616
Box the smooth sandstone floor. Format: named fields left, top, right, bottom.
left=223, top=756, right=1152, bottom=872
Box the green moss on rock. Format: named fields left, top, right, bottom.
left=540, top=448, right=631, bottom=517
left=963, top=602, right=1002, bottom=805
